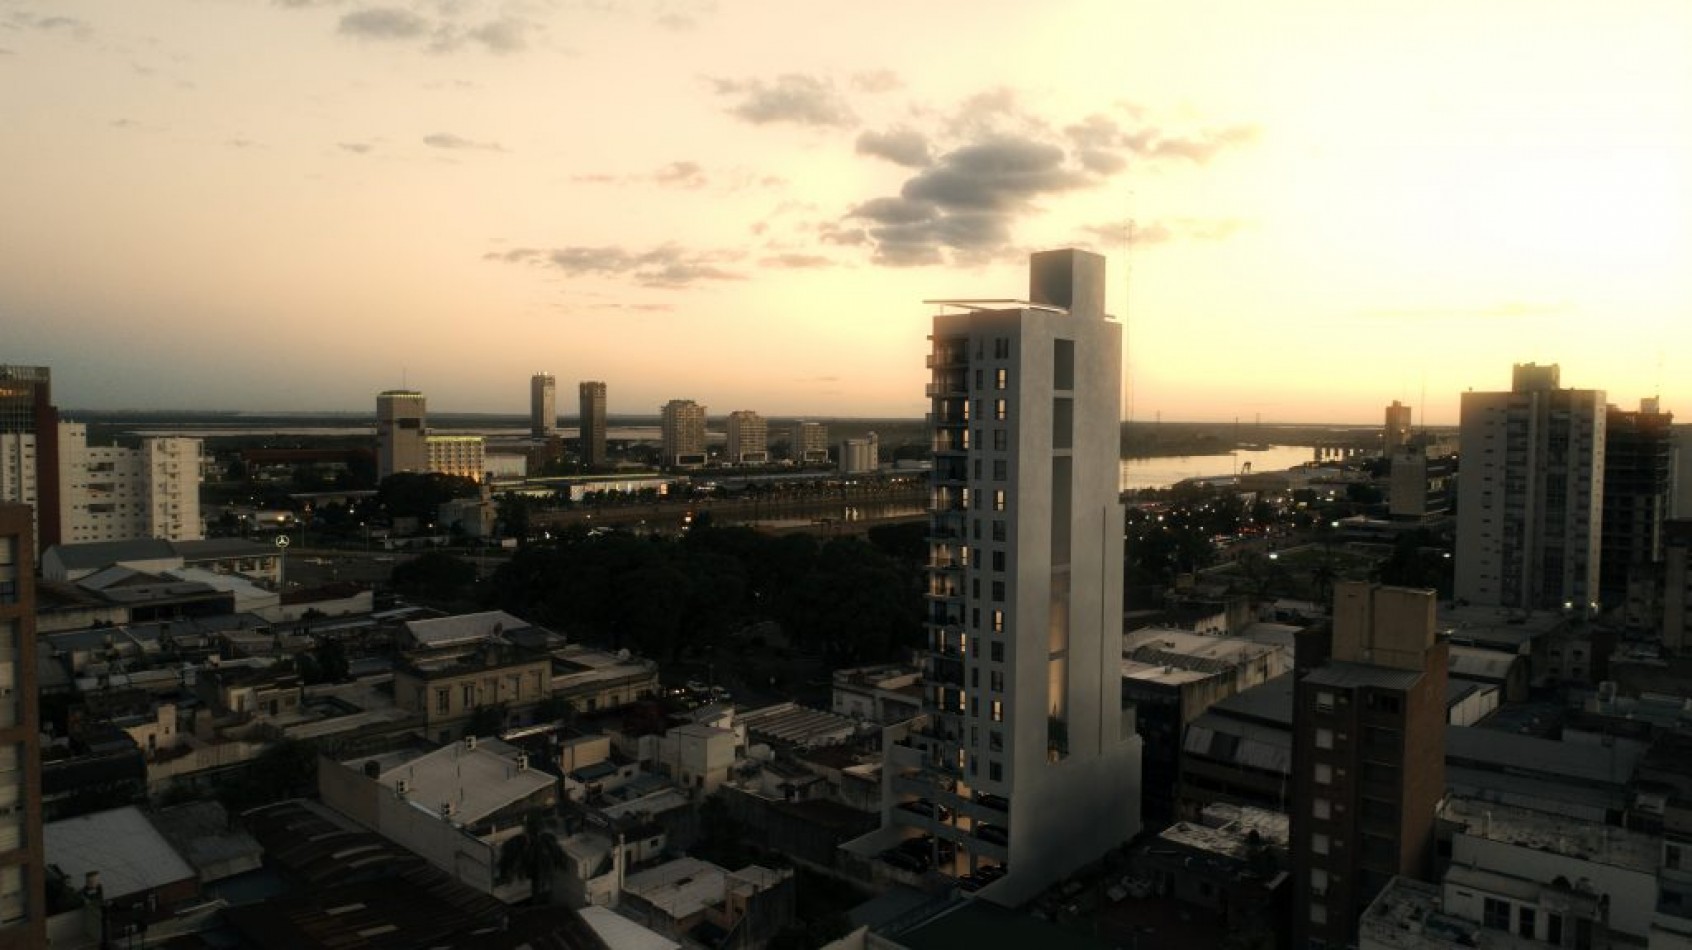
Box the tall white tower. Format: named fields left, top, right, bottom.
left=530, top=373, right=557, bottom=439
left=860, top=249, right=1141, bottom=905
left=376, top=390, right=427, bottom=479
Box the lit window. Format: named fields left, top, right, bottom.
left=994, top=400, right=1007, bottom=421
left=1314, top=763, right=1332, bottom=785
left=991, top=700, right=1003, bottom=722
left=1310, top=902, right=1327, bottom=925
left=1315, top=728, right=1333, bottom=750
left=993, top=490, right=1006, bottom=511
left=995, top=368, right=1008, bottom=390
left=1310, top=868, right=1328, bottom=897
left=992, top=610, right=1004, bottom=632
left=1315, top=691, right=1335, bottom=712
left=1313, top=798, right=1331, bottom=820
left=1311, top=833, right=1329, bottom=855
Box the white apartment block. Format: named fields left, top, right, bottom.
left=790, top=421, right=829, bottom=464
left=661, top=399, right=707, bottom=468
left=850, top=250, right=1142, bottom=906
left=724, top=411, right=768, bottom=465
left=58, top=423, right=202, bottom=543
left=1456, top=363, right=1606, bottom=612
left=425, top=436, right=486, bottom=483
left=0, top=434, right=38, bottom=538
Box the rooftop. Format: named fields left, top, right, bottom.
left=1358, top=876, right=1503, bottom=950
left=404, top=610, right=539, bottom=649
left=1301, top=661, right=1424, bottom=692
left=45, top=805, right=197, bottom=900
left=620, top=856, right=729, bottom=921
left=1441, top=795, right=1659, bottom=872
left=353, top=740, right=555, bottom=826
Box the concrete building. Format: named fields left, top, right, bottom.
left=58, top=423, right=202, bottom=544
left=789, top=421, right=829, bottom=465
left=1384, top=400, right=1412, bottom=452
left=1601, top=398, right=1675, bottom=614
left=0, top=366, right=60, bottom=551
left=579, top=381, right=608, bottom=468
left=1292, top=581, right=1448, bottom=948
left=0, top=506, right=44, bottom=948
left=660, top=400, right=706, bottom=468
left=530, top=373, right=556, bottom=439
left=838, top=433, right=878, bottom=475
left=424, top=435, right=486, bottom=483
left=1388, top=446, right=1455, bottom=522
left=1664, top=520, right=1692, bottom=653
left=1456, top=363, right=1607, bottom=612
left=723, top=411, right=769, bottom=465
left=376, top=390, right=427, bottom=479
left=394, top=642, right=554, bottom=744
left=851, top=249, right=1142, bottom=905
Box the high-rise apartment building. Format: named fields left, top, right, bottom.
left=1291, top=580, right=1446, bottom=949
left=1601, top=398, right=1675, bottom=609
left=0, top=366, right=60, bottom=550
left=1383, top=401, right=1412, bottom=452
left=724, top=411, right=768, bottom=465
left=376, top=390, right=428, bottom=479
left=424, top=436, right=486, bottom=484
left=58, top=423, right=202, bottom=544
left=530, top=373, right=556, bottom=439
left=0, top=505, right=46, bottom=947
left=579, top=381, right=608, bottom=469
left=1455, top=363, right=1606, bottom=611
left=789, top=421, right=828, bottom=464
left=869, top=249, right=1141, bottom=905
left=660, top=399, right=706, bottom=468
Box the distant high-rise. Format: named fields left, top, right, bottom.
left=838, top=433, right=878, bottom=475
left=724, top=411, right=768, bottom=465
left=529, top=373, right=556, bottom=439
left=579, top=381, right=607, bottom=468
left=1383, top=400, right=1412, bottom=451
left=790, top=421, right=829, bottom=464
left=1455, top=363, right=1606, bottom=611
left=0, top=504, right=47, bottom=947
left=863, top=249, right=1142, bottom=905
left=1601, top=398, right=1675, bottom=610
left=376, top=390, right=428, bottom=479
left=1291, top=581, right=1446, bottom=948
left=0, top=366, right=60, bottom=550
left=58, top=423, right=202, bottom=544
left=660, top=399, right=706, bottom=468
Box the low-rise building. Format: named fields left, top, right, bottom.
left=831, top=664, right=922, bottom=725
left=393, top=643, right=554, bottom=743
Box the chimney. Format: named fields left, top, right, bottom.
left=465, top=735, right=478, bottom=752
left=517, top=753, right=529, bottom=772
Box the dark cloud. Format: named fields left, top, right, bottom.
left=338, top=141, right=373, bottom=154
left=1063, top=113, right=1257, bottom=165
left=760, top=254, right=835, bottom=269
left=464, top=18, right=533, bottom=54
left=423, top=132, right=504, bottom=151
left=338, top=7, right=429, bottom=40
left=5, top=11, right=94, bottom=40
left=851, top=69, right=902, bottom=93
left=653, top=161, right=707, bottom=189
left=486, top=244, right=744, bottom=288
left=855, top=127, right=931, bottom=168
left=711, top=74, right=856, bottom=128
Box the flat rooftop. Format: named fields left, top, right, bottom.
left=1441, top=795, right=1659, bottom=873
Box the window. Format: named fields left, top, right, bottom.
left=435, top=689, right=450, bottom=714
left=993, top=429, right=1007, bottom=451
left=1547, top=914, right=1562, bottom=945
left=988, top=761, right=1002, bottom=781
left=995, top=368, right=1008, bottom=390
left=1315, top=691, right=1335, bottom=712
left=1314, top=763, right=1332, bottom=785
left=993, top=490, right=1006, bottom=511
left=991, top=642, right=1004, bottom=663
left=1313, top=798, right=1331, bottom=820
left=992, top=459, right=1007, bottom=481
left=971, top=668, right=979, bottom=688
left=990, top=671, right=1004, bottom=692
left=1311, top=833, right=1329, bottom=855
left=1315, top=728, right=1334, bottom=750
left=994, top=337, right=1009, bottom=358
left=991, top=700, right=1003, bottom=722
left=989, top=730, right=1003, bottom=751
left=992, top=520, right=1006, bottom=541
left=992, top=551, right=1006, bottom=572
left=1518, top=907, right=1536, bottom=939
left=1483, top=898, right=1510, bottom=930
left=462, top=684, right=475, bottom=707
left=1671, top=845, right=1684, bottom=871
left=991, top=581, right=1005, bottom=602
left=1309, top=902, right=1327, bottom=925
left=1310, top=868, right=1328, bottom=897
left=992, top=610, right=1004, bottom=632
left=994, top=399, right=1007, bottom=421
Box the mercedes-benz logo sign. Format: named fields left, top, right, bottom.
left=275, top=535, right=291, bottom=549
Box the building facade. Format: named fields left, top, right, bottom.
left=0, top=366, right=59, bottom=550
left=529, top=373, right=556, bottom=439
left=424, top=436, right=486, bottom=484
left=1601, top=398, right=1675, bottom=610
left=1383, top=401, right=1412, bottom=452
left=376, top=390, right=427, bottom=479
left=724, top=411, right=768, bottom=465
left=579, top=381, right=608, bottom=468
left=838, top=433, right=878, bottom=475
left=1291, top=581, right=1447, bottom=949
left=1455, top=363, right=1606, bottom=612
left=57, top=423, right=202, bottom=544
left=789, top=421, right=829, bottom=464
left=871, top=249, right=1142, bottom=905
left=660, top=399, right=706, bottom=468
left=0, top=506, right=45, bottom=947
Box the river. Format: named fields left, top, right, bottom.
left=1120, top=444, right=1315, bottom=491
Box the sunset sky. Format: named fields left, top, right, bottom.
left=3, top=1, right=1688, bottom=424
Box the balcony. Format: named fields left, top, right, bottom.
left=927, top=347, right=969, bottom=369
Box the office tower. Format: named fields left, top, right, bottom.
left=0, top=366, right=60, bottom=550
left=1601, top=398, right=1675, bottom=609
left=790, top=421, right=828, bottom=464
left=1291, top=581, right=1446, bottom=949
left=529, top=373, right=556, bottom=439
left=1383, top=400, right=1412, bottom=452
left=1455, top=363, right=1606, bottom=611
left=660, top=399, right=706, bottom=468
left=884, top=249, right=1141, bottom=904
left=424, top=436, right=486, bottom=483
left=0, top=505, right=46, bottom=947
left=724, top=411, right=768, bottom=465
left=579, top=381, right=608, bottom=468
left=376, top=390, right=428, bottom=479
left=838, top=433, right=878, bottom=475
left=58, top=423, right=202, bottom=544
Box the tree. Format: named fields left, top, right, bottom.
left=499, top=811, right=567, bottom=904
left=467, top=702, right=509, bottom=738
left=391, top=551, right=478, bottom=603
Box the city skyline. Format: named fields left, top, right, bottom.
left=3, top=1, right=1689, bottom=423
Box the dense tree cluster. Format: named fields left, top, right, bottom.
left=481, top=523, right=922, bottom=665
